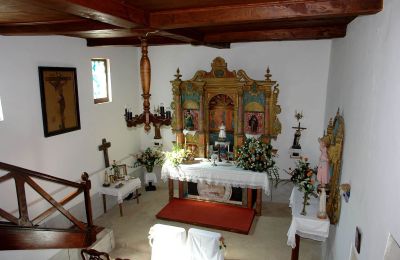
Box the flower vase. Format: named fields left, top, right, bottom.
left=146, top=165, right=154, bottom=173
left=300, top=192, right=310, bottom=216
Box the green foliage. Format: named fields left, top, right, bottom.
left=137, top=147, right=164, bottom=170
left=164, top=144, right=194, bottom=167
left=288, top=157, right=317, bottom=195
left=236, top=138, right=279, bottom=184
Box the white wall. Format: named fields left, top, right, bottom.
left=139, top=41, right=331, bottom=176
left=325, top=0, right=400, bottom=259
left=0, top=36, right=140, bottom=220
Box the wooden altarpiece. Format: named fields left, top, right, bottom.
left=321, top=110, right=345, bottom=225
left=170, top=57, right=281, bottom=156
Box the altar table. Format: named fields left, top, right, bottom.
left=99, top=178, right=141, bottom=217
left=161, top=161, right=270, bottom=215
left=287, top=188, right=330, bottom=260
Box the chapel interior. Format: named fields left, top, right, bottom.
left=0, top=0, right=399, bottom=260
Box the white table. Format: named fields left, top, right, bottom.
left=287, top=188, right=330, bottom=260
left=99, top=178, right=141, bottom=216
left=161, top=161, right=270, bottom=215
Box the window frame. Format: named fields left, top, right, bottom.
left=91, top=58, right=111, bottom=104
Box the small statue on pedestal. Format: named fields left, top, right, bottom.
left=317, top=137, right=330, bottom=219
left=218, top=121, right=226, bottom=141
left=291, top=111, right=306, bottom=150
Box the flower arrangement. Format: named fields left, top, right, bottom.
left=164, top=144, right=195, bottom=167
left=236, top=138, right=279, bottom=184
left=286, top=156, right=317, bottom=215
left=137, top=147, right=164, bottom=172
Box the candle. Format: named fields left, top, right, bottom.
left=160, top=104, right=165, bottom=118
left=166, top=111, right=171, bottom=119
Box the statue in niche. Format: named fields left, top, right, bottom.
left=218, top=121, right=226, bottom=141
left=184, top=110, right=194, bottom=130
left=249, top=115, right=258, bottom=133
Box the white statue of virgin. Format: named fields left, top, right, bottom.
left=218, top=121, right=226, bottom=141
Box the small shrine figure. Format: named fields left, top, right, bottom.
left=317, top=137, right=330, bottom=186
left=249, top=115, right=258, bottom=133
left=218, top=121, right=226, bottom=141
left=291, top=111, right=306, bottom=150
left=317, top=137, right=330, bottom=219
left=184, top=110, right=194, bottom=130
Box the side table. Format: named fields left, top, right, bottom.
left=99, top=178, right=141, bottom=217
left=287, top=188, right=330, bottom=260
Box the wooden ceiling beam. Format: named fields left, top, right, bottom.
left=0, top=19, right=119, bottom=35
left=159, top=29, right=230, bottom=49
left=150, top=0, right=383, bottom=29
left=204, top=25, right=347, bottom=43
left=24, top=0, right=147, bottom=28
left=86, top=36, right=184, bottom=47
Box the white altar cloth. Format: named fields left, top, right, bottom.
left=99, top=178, right=141, bottom=204
left=287, top=188, right=330, bottom=248
left=161, top=161, right=270, bottom=195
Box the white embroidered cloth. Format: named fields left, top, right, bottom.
left=99, top=178, right=141, bottom=204
left=145, top=172, right=158, bottom=184
left=148, top=224, right=187, bottom=260
left=287, top=188, right=330, bottom=248
left=187, top=228, right=224, bottom=260
left=161, top=161, right=270, bottom=195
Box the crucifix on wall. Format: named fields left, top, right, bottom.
left=98, top=138, right=111, bottom=167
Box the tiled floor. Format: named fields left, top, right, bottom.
left=94, top=182, right=322, bottom=260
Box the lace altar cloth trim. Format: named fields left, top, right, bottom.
left=286, top=188, right=330, bottom=248
left=161, top=161, right=270, bottom=195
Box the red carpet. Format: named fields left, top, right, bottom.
left=156, top=199, right=255, bottom=234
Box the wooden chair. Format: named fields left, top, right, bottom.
left=81, top=248, right=110, bottom=260
left=80, top=248, right=130, bottom=260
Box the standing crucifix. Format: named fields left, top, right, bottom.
left=98, top=138, right=111, bottom=167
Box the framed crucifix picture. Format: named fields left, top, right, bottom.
left=38, top=67, right=81, bottom=137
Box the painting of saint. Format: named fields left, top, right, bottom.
left=183, top=109, right=199, bottom=130
left=245, top=112, right=264, bottom=134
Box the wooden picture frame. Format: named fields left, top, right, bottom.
left=38, top=67, right=81, bottom=137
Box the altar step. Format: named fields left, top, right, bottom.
left=156, top=198, right=255, bottom=234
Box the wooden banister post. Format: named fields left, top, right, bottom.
left=81, top=173, right=93, bottom=228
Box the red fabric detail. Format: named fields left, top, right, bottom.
left=156, top=199, right=255, bottom=234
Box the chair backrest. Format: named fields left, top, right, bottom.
left=187, top=228, right=224, bottom=260
left=148, top=224, right=187, bottom=260
left=81, top=248, right=111, bottom=260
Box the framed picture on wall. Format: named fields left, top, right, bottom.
left=38, top=67, right=81, bottom=137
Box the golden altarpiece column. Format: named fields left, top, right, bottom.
left=170, top=57, right=282, bottom=157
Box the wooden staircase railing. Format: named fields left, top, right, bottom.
left=0, top=162, right=101, bottom=250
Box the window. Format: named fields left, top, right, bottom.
left=91, top=58, right=111, bottom=104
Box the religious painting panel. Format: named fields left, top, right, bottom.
left=244, top=112, right=264, bottom=135
left=209, top=109, right=234, bottom=132
left=183, top=109, right=199, bottom=130
left=38, top=66, right=81, bottom=137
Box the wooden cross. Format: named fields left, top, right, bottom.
left=98, top=138, right=111, bottom=167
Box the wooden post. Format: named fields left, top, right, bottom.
left=247, top=188, right=253, bottom=209
left=291, top=234, right=300, bottom=260
left=178, top=181, right=184, bottom=199
left=119, top=204, right=123, bottom=217
left=256, top=188, right=262, bottom=216
left=168, top=178, right=174, bottom=201
left=98, top=138, right=111, bottom=168
left=102, top=194, right=107, bottom=213
left=81, top=173, right=93, bottom=229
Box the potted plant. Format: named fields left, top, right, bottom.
left=164, top=144, right=195, bottom=167
left=137, top=147, right=164, bottom=173
left=286, top=157, right=317, bottom=215
left=236, top=138, right=279, bottom=185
